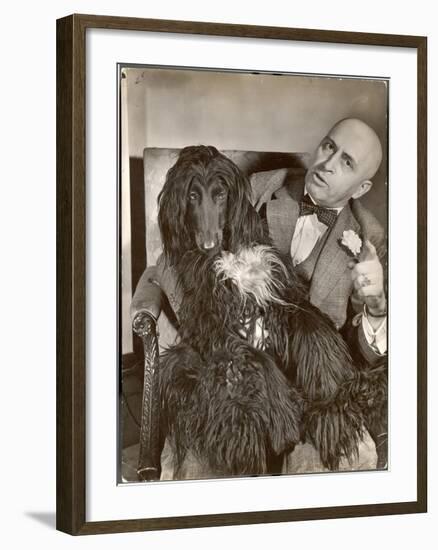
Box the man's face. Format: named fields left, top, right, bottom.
left=304, top=119, right=381, bottom=208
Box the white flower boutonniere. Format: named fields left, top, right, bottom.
left=340, top=229, right=362, bottom=258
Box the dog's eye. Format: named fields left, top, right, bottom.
left=217, top=191, right=227, bottom=201
left=188, top=191, right=199, bottom=201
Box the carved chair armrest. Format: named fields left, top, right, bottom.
left=130, top=265, right=163, bottom=322
left=132, top=310, right=161, bottom=481
left=130, top=263, right=179, bottom=481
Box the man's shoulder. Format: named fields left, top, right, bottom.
left=351, top=200, right=384, bottom=235
left=250, top=168, right=289, bottom=197
left=350, top=199, right=386, bottom=257
left=250, top=168, right=304, bottom=206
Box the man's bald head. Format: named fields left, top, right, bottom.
left=304, top=118, right=383, bottom=208
left=330, top=118, right=383, bottom=180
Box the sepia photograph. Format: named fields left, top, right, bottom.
left=119, top=65, right=388, bottom=483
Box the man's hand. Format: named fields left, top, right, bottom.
left=349, top=239, right=386, bottom=316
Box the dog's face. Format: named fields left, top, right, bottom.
left=186, top=175, right=228, bottom=254
left=158, top=145, right=265, bottom=266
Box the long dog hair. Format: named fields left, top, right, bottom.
left=157, top=145, right=380, bottom=476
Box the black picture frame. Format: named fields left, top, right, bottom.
left=56, top=13, right=427, bottom=535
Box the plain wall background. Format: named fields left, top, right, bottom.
left=125, top=67, right=388, bottom=155
left=0, top=0, right=435, bottom=548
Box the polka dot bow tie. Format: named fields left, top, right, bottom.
left=299, top=194, right=338, bottom=228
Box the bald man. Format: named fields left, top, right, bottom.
left=251, top=118, right=387, bottom=472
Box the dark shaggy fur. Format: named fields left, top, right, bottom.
left=157, top=145, right=382, bottom=475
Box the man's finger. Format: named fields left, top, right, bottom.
left=356, top=285, right=382, bottom=299
left=353, top=276, right=373, bottom=291
left=352, top=261, right=381, bottom=276
left=353, top=275, right=378, bottom=292
left=359, top=239, right=378, bottom=262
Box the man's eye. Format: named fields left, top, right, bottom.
left=188, top=191, right=198, bottom=201
left=217, top=191, right=227, bottom=200
left=323, top=141, right=334, bottom=151
left=344, top=159, right=352, bottom=168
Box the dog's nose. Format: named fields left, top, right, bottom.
left=202, top=240, right=216, bottom=250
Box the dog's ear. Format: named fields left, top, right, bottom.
left=225, top=167, right=268, bottom=252
left=158, top=165, right=192, bottom=266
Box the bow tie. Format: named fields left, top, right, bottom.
left=299, top=194, right=338, bottom=228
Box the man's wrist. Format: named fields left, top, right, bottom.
left=361, top=305, right=387, bottom=355
left=365, top=295, right=387, bottom=317
left=363, top=300, right=387, bottom=333
left=366, top=304, right=387, bottom=318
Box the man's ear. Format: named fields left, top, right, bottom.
left=352, top=179, right=373, bottom=200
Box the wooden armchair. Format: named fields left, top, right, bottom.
left=130, top=148, right=308, bottom=481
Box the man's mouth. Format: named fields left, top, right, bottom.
left=312, top=171, right=328, bottom=186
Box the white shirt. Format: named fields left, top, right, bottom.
left=290, top=213, right=328, bottom=266
left=290, top=191, right=387, bottom=355
left=290, top=192, right=342, bottom=267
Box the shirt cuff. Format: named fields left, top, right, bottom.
left=361, top=306, right=387, bottom=355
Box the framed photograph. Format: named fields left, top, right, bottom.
left=57, top=14, right=427, bottom=535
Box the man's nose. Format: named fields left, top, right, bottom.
left=321, top=151, right=339, bottom=173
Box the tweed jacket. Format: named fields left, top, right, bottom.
left=250, top=168, right=387, bottom=364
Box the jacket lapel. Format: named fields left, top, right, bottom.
left=310, top=202, right=361, bottom=308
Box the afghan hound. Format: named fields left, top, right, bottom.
left=156, top=145, right=379, bottom=477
